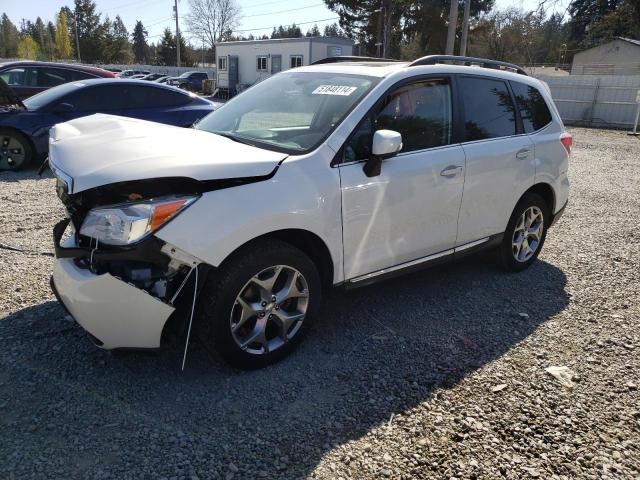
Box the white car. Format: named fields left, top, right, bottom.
left=49, top=55, right=570, bottom=369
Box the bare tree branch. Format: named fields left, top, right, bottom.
left=186, top=0, right=241, bottom=49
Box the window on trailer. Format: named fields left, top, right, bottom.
left=218, top=57, right=227, bottom=70
left=257, top=56, right=268, bottom=71
left=290, top=55, right=303, bottom=68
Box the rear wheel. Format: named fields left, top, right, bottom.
left=498, top=192, right=550, bottom=272
left=197, top=240, right=322, bottom=369
left=0, top=129, right=33, bottom=171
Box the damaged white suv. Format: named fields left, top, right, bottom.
left=50, top=56, right=570, bottom=369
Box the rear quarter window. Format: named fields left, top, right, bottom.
left=510, top=81, right=553, bottom=133
left=459, top=76, right=517, bottom=141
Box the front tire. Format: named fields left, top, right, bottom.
left=498, top=192, right=550, bottom=272
left=197, top=240, right=322, bottom=369
left=0, top=129, right=33, bottom=171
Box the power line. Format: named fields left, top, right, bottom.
left=231, top=16, right=339, bottom=33
left=244, top=3, right=326, bottom=18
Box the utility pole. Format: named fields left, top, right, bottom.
left=375, top=2, right=384, bottom=58
left=74, top=8, right=81, bottom=62
left=174, top=0, right=181, bottom=67
left=460, top=0, right=471, bottom=56
left=445, top=0, right=458, bottom=55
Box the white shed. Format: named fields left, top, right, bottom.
left=214, top=37, right=354, bottom=95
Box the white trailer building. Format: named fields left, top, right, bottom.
left=214, top=37, right=354, bottom=96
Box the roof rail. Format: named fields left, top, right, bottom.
left=408, top=55, right=528, bottom=76
left=311, top=56, right=401, bottom=65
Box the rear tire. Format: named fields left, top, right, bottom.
left=498, top=192, right=550, bottom=272
left=196, top=239, right=322, bottom=369
left=0, top=129, right=33, bottom=171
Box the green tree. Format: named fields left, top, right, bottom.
left=103, top=15, right=132, bottom=63
left=16, top=35, right=39, bottom=59
left=132, top=20, right=149, bottom=64
left=157, top=27, right=176, bottom=65
left=55, top=11, right=73, bottom=59
left=0, top=13, right=20, bottom=57
left=306, top=24, right=321, bottom=37
left=73, top=0, right=103, bottom=63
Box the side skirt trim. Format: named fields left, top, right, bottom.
left=347, top=236, right=492, bottom=285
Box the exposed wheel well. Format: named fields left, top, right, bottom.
left=524, top=183, right=555, bottom=214
left=221, top=229, right=335, bottom=290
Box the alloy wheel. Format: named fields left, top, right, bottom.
left=229, top=265, right=309, bottom=355
left=0, top=135, right=26, bottom=170
left=512, top=206, right=544, bottom=263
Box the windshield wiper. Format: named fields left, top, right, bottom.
left=210, top=131, right=256, bottom=147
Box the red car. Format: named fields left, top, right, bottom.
left=0, top=61, right=115, bottom=100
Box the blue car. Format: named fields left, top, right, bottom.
left=166, top=71, right=209, bottom=91
left=0, top=78, right=219, bottom=170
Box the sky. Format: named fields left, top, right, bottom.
left=1, top=0, right=571, bottom=46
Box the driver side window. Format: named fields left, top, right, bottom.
left=343, top=78, right=453, bottom=163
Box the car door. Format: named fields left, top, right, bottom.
left=455, top=75, right=535, bottom=246
left=339, top=77, right=466, bottom=280
left=0, top=67, right=40, bottom=99
left=121, top=85, right=191, bottom=126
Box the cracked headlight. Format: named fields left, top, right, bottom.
left=80, top=196, right=197, bottom=246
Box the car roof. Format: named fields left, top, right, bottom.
left=0, top=61, right=115, bottom=77
left=294, top=61, right=545, bottom=88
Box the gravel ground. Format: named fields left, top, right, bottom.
left=0, top=127, right=638, bottom=479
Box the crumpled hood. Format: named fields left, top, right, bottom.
left=49, top=114, right=287, bottom=193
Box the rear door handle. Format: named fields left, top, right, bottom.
left=440, top=165, right=464, bottom=177
left=516, top=149, right=530, bottom=159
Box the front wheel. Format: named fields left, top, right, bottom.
left=197, top=240, right=322, bottom=369
left=497, top=192, right=550, bottom=272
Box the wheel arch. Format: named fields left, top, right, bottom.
left=521, top=182, right=555, bottom=215
left=218, top=229, right=335, bottom=290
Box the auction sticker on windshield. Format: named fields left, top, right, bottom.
left=312, top=85, right=358, bottom=96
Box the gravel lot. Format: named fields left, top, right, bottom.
left=0, top=127, right=638, bottom=479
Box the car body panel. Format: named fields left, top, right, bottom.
left=53, top=246, right=174, bottom=350
left=156, top=143, right=345, bottom=282
left=49, top=114, right=288, bottom=193
left=0, top=61, right=115, bottom=99
left=340, top=144, right=466, bottom=279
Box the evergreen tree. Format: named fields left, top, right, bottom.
left=306, top=24, right=321, bottom=37
left=132, top=20, right=149, bottom=64
left=157, top=27, right=176, bottom=65
left=0, top=14, right=20, bottom=57
left=73, top=0, right=103, bottom=63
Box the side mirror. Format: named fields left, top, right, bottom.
left=363, top=130, right=403, bottom=177
left=53, top=102, right=75, bottom=114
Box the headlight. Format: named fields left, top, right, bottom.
left=79, top=196, right=197, bottom=246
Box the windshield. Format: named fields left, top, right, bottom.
left=195, top=72, right=378, bottom=153
left=178, top=72, right=193, bottom=78
left=23, top=82, right=85, bottom=110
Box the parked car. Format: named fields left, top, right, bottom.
left=117, top=69, right=151, bottom=78
left=0, top=61, right=115, bottom=100
left=153, top=76, right=170, bottom=84
left=49, top=56, right=570, bottom=369
left=104, top=67, right=122, bottom=73
left=129, top=74, right=147, bottom=79
left=166, top=71, right=209, bottom=91
left=141, top=73, right=166, bottom=81
left=0, top=78, right=218, bottom=170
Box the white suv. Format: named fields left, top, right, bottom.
left=49, top=56, right=570, bottom=369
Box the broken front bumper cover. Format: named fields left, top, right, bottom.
left=51, top=219, right=175, bottom=350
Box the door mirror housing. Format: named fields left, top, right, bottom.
left=52, top=102, right=75, bottom=114
left=363, top=130, right=403, bottom=177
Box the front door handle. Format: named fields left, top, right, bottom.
left=440, top=165, right=464, bottom=177
left=516, top=148, right=530, bottom=159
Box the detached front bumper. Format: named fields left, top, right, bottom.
left=51, top=221, right=176, bottom=350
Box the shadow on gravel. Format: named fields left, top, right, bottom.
left=0, top=254, right=568, bottom=478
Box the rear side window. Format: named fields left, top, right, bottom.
left=124, top=85, right=190, bottom=108
left=68, top=85, right=130, bottom=111
left=459, top=77, right=516, bottom=141
left=511, top=81, right=552, bottom=133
